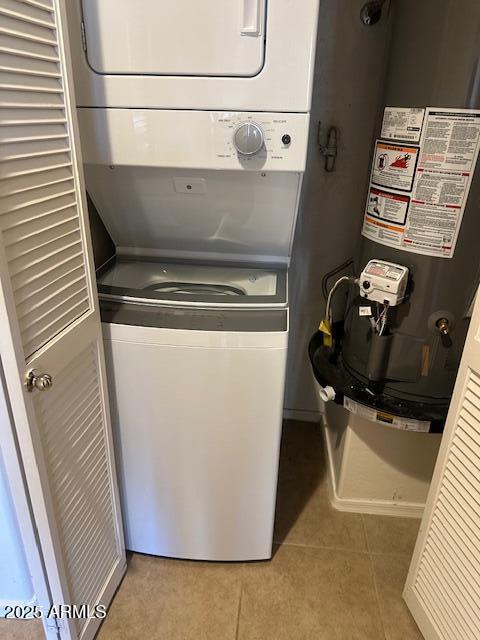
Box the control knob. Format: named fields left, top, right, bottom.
left=233, top=122, right=264, bottom=156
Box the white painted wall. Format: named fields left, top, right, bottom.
left=0, top=384, right=34, bottom=612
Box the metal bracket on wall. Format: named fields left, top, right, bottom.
left=317, top=122, right=338, bottom=172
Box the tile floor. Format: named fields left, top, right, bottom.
left=1, top=420, right=423, bottom=640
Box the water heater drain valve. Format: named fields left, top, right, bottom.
left=360, top=260, right=409, bottom=306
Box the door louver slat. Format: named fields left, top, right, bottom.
left=0, top=166, right=72, bottom=196
left=12, top=250, right=83, bottom=297
left=19, top=0, right=54, bottom=12
left=0, top=37, right=60, bottom=63
left=21, top=295, right=89, bottom=358
left=0, top=0, right=55, bottom=27
left=2, top=154, right=71, bottom=179
left=0, top=0, right=90, bottom=358
left=0, top=122, right=68, bottom=141
left=16, top=272, right=84, bottom=321
left=4, top=206, right=77, bottom=245
left=0, top=107, right=66, bottom=124
left=412, top=369, right=480, bottom=639
left=2, top=198, right=76, bottom=231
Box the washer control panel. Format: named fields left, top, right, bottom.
left=215, top=112, right=308, bottom=170
left=79, top=109, right=309, bottom=172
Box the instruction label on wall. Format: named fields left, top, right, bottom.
left=343, top=397, right=431, bottom=432
left=362, top=107, right=480, bottom=258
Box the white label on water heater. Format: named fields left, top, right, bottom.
left=343, top=397, right=431, bottom=433
left=362, top=107, right=480, bottom=258
left=381, top=107, right=425, bottom=143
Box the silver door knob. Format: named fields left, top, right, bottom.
left=25, top=369, right=53, bottom=393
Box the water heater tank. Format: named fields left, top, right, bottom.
left=310, top=0, right=480, bottom=432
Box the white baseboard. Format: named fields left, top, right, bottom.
left=329, top=491, right=425, bottom=518
left=321, top=421, right=424, bottom=519
left=0, top=597, right=37, bottom=618
left=283, top=408, right=321, bottom=422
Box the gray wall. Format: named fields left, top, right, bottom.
left=284, top=0, right=393, bottom=415
left=87, top=194, right=115, bottom=270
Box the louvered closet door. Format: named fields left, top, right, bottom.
left=404, top=286, right=480, bottom=640
left=0, top=1, right=125, bottom=639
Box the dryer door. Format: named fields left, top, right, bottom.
left=81, top=0, right=266, bottom=77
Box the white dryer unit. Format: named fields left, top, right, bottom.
left=66, top=0, right=320, bottom=111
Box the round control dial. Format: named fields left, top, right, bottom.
left=233, top=122, right=264, bottom=156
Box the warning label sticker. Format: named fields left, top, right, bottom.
left=343, top=397, right=431, bottom=432
left=371, top=142, right=419, bottom=191
left=362, top=107, right=480, bottom=258
left=362, top=216, right=404, bottom=247
left=381, top=107, right=425, bottom=143
left=367, top=187, right=409, bottom=225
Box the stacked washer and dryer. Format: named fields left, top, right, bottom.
left=67, top=0, right=320, bottom=561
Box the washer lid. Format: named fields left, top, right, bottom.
left=97, top=258, right=287, bottom=308
left=84, top=164, right=302, bottom=264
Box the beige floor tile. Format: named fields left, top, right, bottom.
left=362, top=515, right=420, bottom=556
left=274, top=421, right=367, bottom=552
left=94, top=421, right=422, bottom=640
left=97, top=553, right=242, bottom=640
left=371, top=554, right=423, bottom=640
left=238, top=544, right=384, bottom=640
left=0, top=620, right=44, bottom=640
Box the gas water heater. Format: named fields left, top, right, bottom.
left=310, top=0, right=480, bottom=433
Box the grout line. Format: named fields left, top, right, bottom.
left=363, top=514, right=388, bottom=640
left=368, top=552, right=389, bottom=640
left=361, top=513, right=371, bottom=554
left=368, top=550, right=415, bottom=558
left=235, top=582, right=243, bottom=640
left=276, top=539, right=413, bottom=558
left=274, top=539, right=371, bottom=555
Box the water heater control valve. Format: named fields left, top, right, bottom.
left=359, top=260, right=409, bottom=306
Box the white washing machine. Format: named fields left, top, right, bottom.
left=98, top=258, right=288, bottom=560
left=79, top=110, right=308, bottom=560
left=71, top=0, right=319, bottom=561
